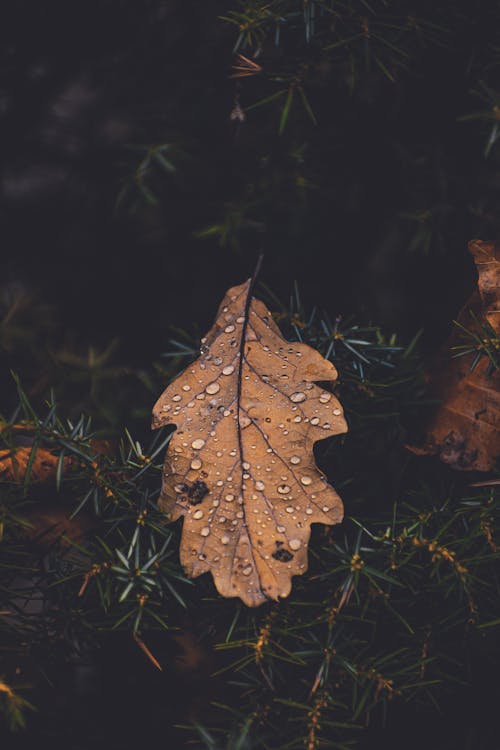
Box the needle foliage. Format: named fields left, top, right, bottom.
left=1, top=289, right=499, bottom=748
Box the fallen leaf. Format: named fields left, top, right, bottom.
left=0, top=443, right=65, bottom=484
left=22, top=503, right=94, bottom=550
left=153, top=275, right=347, bottom=607
left=409, top=240, right=500, bottom=471
left=0, top=425, right=116, bottom=485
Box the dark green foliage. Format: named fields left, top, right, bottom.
left=1, top=291, right=499, bottom=747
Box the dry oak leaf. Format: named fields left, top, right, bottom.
left=152, top=279, right=347, bottom=607
left=409, top=240, right=500, bottom=472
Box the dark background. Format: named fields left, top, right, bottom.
left=2, top=1, right=498, bottom=372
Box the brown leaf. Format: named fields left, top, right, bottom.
left=470, top=239, right=500, bottom=331
left=0, top=444, right=66, bottom=484
left=153, top=278, right=347, bottom=606
left=410, top=240, right=500, bottom=471
left=0, top=427, right=116, bottom=485
left=22, top=504, right=94, bottom=550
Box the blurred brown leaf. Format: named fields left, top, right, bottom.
left=22, top=503, right=94, bottom=550
left=0, top=443, right=67, bottom=484
left=409, top=240, right=500, bottom=471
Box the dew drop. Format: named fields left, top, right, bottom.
left=200, top=527, right=210, bottom=537
left=319, top=393, right=331, bottom=403
left=310, top=417, right=320, bottom=426
left=225, top=493, right=235, bottom=502
left=333, top=408, right=342, bottom=416
left=206, top=382, right=220, bottom=395
left=300, top=476, right=312, bottom=486
left=242, top=565, right=252, bottom=576
left=322, top=506, right=330, bottom=512
left=290, top=392, right=306, bottom=403
left=255, top=481, right=265, bottom=491
left=277, top=525, right=286, bottom=532
left=289, top=539, right=301, bottom=551
left=221, top=534, right=230, bottom=545
left=224, top=325, right=235, bottom=333
left=305, top=507, right=313, bottom=515
left=172, top=395, right=181, bottom=402
left=191, top=439, right=205, bottom=450
left=190, top=458, right=202, bottom=470
left=278, top=484, right=291, bottom=494
left=290, top=456, right=301, bottom=465
left=193, top=510, right=204, bottom=520
left=285, top=506, right=294, bottom=513
left=182, top=385, right=191, bottom=391
left=222, top=365, right=235, bottom=375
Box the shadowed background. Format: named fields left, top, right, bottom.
left=2, top=1, right=498, bottom=372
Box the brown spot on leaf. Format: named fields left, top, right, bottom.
left=187, top=480, right=209, bottom=505
left=272, top=547, right=294, bottom=562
